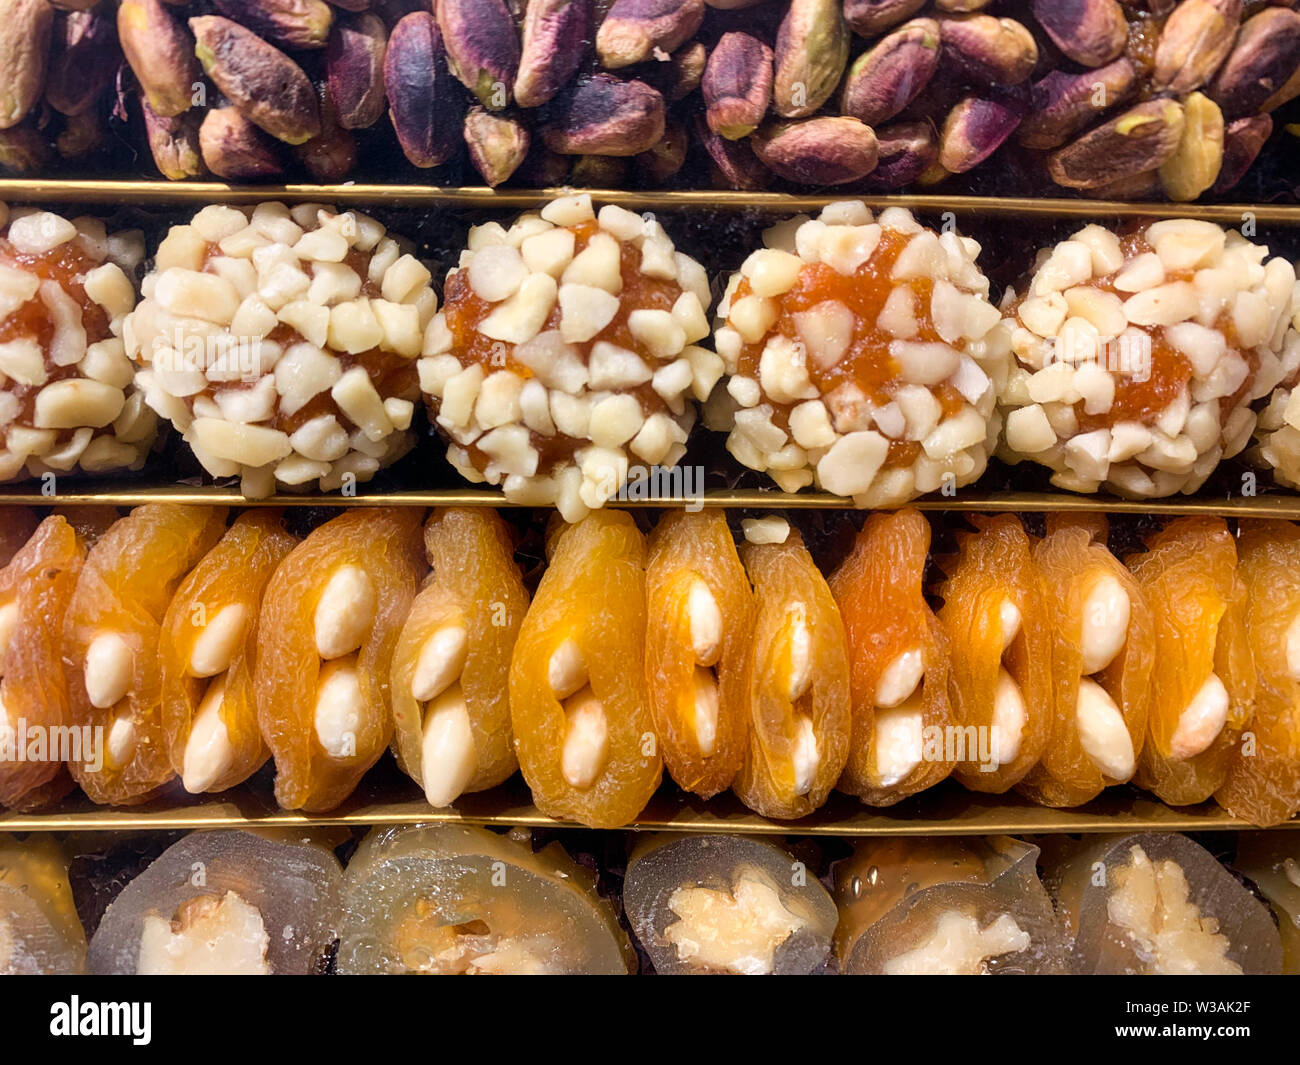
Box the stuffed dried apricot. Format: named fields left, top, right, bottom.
left=937, top=514, right=1052, bottom=792
left=0, top=515, right=91, bottom=809
left=1127, top=517, right=1255, bottom=806
left=644, top=511, right=753, bottom=799
left=1214, top=521, right=1300, bottom=827
left=828, top=509, right=954, bottom=806
left=733, top=523, right=850, bottom=819
left=160, top=510, right=297, bottom=795
left=391, top=508, right=529, bottom=808
left=510, top=510, right=661, bottom=828
left=1018, top=514, right=1153, bottom=807
left=64, top=504, right=227, bottom=805
left=255, top=508, right=423, bottom=812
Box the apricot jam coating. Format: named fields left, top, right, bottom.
left=1096, top=232, right=1252, bottom=427
left=731, top=227, right=964, bottom=469
left=441, top=220, right=687, bottom=467
left=0, top=238, right=113, bottom=425
left=195, top=245, right=418, bottom=436
left=1012, top=230, right=1255, bottom=431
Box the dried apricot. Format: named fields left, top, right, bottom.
left=644, top=511, right=753, bottom=798
left=255, top=508, right=423, bottom=812
left=733, top=527, right=850, bottom=818
left=1019, top=515, right=1153, bottom=807
left=829, top=509, right=953, bottom=805
left=64, top=504, right=227, bottom=805
left=1127, top=517, right=1255, bottom=805
left=0, top=515, right=89, bottom=809
left=1215, top=521, right=1300, bottom=826
left=160, top=510, right=297, bottom=795
left=391, top=508, right=529, bottom=808
left=509, top=510, right=661, bottom=828
left=938, top=514, right=1052, bottom=792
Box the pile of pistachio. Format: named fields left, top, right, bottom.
left=0, top=0, right=1297, bottom=198
left=699, top=0, right=1300, bottom=200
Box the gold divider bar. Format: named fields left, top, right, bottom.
left=0, top=485, right=1296, bottom=518
left=1, top=181, right=1297, bottom=222
left=3, top=784, right=1295, bottom=835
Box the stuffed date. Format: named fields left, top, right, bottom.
left=88, top=829, right=343, bottom=975
left=623, top=833, right=836, bottom=975
left=1042, top=832, right=1282, bottom=975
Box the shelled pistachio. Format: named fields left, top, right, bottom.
left=0, top=0, right=1296, bottom=197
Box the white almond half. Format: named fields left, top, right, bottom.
left=188, top=604, right=250, bottom=679
left=989, top=668, right=1026, bottom=767
left=686, top=579, right=723, bottom=666
left=875, top=648, right=924, bottom=709
left=691, top=666, right=720, bottom=758
left=313, top=565, right=376, bottom=660
left=181, top=675, right=235, bottom=794
left=1076, top=677, right=1135, bottom=780
left=561, top=688, right=609, bottom=789
left=420, top=686, right=478, bottom=808
left=548, top=638, right=588, bottom=700
left=411, top=621, right=470, bottom=703
left=1168, top=672, right=1230, bottom=760
left=85, top=631, right=133, bottom=710
left=791, top=714, right=820, bottom=796
left=313, top=655, right=364, bottom=759
left=1079, top=573, right=1131, bottom=675
left=873, top=696, right=924, bottom=788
